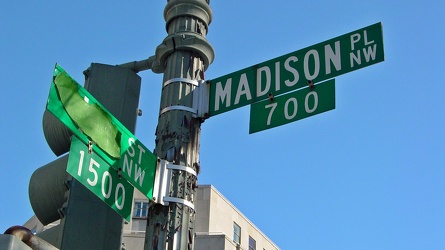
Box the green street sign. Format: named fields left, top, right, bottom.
left=210, top=22, right=384, bottom=116
left=249, top=79, right=335, bottom=134
left=67, top=136, right=134, bottom=221
left=46, top=64, right=157, bottom=199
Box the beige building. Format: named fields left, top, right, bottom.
left=25, top=185, right=279, bottom=250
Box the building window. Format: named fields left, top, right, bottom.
left=131, top=218, right=147, bottom=233
left=249, top=236, right=256, bottom=250
left=233, top=222, right=241, bottom=245
left=133, top=201, right=149, bottom=218
left=132, top=201, right=149, bottom=233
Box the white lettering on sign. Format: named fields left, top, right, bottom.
left=284, top=56, right=299, bottom=87
left=284, top=97, right=298, bottom=120
left=115, top=183, right=125, bottom=210
left=257, top=66, right=271, bottom=97
left=102, top=171, right=112, bottom=198
left=325, top=41, right=342, bottom=74
left=304, top=49, right=320, bottom=80
left=265, top=91, right=320, bottom=126
left=234, top=73, right=252, bottom=105
left=265, top=103, right=277, bottom=125
left=87, top=157, right=99, bottom=186
left=305, top=91, right=318, bottom=113
left=350, top=43, right=378, bottom=67
left=211, top=23, right=384, bottom=116
left=275, top=61, right=281, bottom=91
left=214, top=78, right=232, bottom=111
left=349, top=30, right=377, bottom=67
left=213, top=42, right=342, bottom=112
left=350, top=30, right=374, bottom=50
left=122, top=138, right=146, bottom=187
left=77, top=150, right=127, bottom=211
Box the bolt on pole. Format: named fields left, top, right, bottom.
left=144, top=0, right=214, bottom=249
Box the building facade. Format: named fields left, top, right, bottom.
left=24, top=185, right=279, bottom=250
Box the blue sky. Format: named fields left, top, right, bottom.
left=1, top=1, right=444, bottom=249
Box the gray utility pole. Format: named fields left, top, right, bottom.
left=145, top=0, right=214, bottom=249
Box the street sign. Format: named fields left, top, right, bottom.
left=67, top=136, right=134, bottom=221
left=46, top=64, right=157, bottom=199
left=249, top=79, right=335, bottom=133
left=209, top=22, right=384, bottom=116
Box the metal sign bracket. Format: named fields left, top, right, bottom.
left=152, top=159, right=197, bottom=210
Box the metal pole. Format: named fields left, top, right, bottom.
left=145, top=0, right=214, bottom=249
left=117, top=56, right=156, bottom=73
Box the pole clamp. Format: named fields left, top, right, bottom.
left=163, top=78, right=199, bottom=88
left=152, top=160, right=197, bottom=209
left=160, top=105, right=198, bottom=116
left=159, top=80, right=209, bottom=119
left=163, top=197, right=194, bottom=210
left=192, top=80, right=209, bottom=118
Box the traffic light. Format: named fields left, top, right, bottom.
left=28, top=155, right=69, bottom=226
left=28, top=63, right=142, bottom=249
